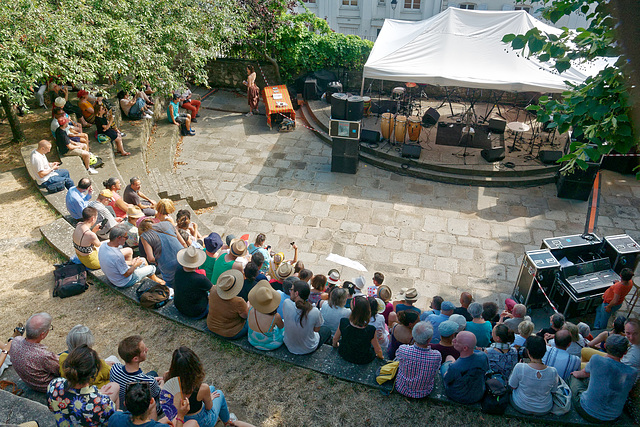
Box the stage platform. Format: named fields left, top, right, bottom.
left=300, top=96, right=565, bottom=187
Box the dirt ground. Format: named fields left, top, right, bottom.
left=0, top=107, right=541, bottom=426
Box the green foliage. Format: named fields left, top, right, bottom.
left=502, top=0, right=637, bottom=174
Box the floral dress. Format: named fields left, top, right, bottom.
left=47, top=377, right=115, bottom=426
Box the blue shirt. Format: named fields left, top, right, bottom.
left=426, top=313, right=450, bottom=344
left=108, top=411, right=164, bottom=426
left=248, top=244, right=272, bottom=273
left=443, top=351, right=489, bottom=404
left=65, top=186, right=91, bottom=219
left=581, top=354, right=637, bottom=421
left=277, top=290, right=290, bottom=320
left=167, top=101, right=180, bottom=121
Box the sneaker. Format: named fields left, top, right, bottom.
left=87, top=167, right=98, bottom=175
left=195, top=114, right=200, bottom=118
left=188, top=130, right=196, bottom=136
left=119, top=132, right=127, bottom=137
left=191, top=118, right=197, bottom=123
left=245, top=112, right=253, bottom=117
left=143, top=114, right=153, bottom=119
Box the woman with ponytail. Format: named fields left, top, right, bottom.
left=283, top=280, right=332, bottom=354
left=47, top=345, right=119, bottom=425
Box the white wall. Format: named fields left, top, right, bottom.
left=295, top=0, right=590, bottom=41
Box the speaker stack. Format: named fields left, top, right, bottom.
left=330, top=94, right=364, bottom=174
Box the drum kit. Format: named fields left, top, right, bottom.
left=379, top=82, right=427, bottom=146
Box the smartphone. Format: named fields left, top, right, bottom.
left=99, top=218, right=108, bottom=229
left=290, top=242, right=295, bottom=246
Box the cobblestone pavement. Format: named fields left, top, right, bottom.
left=180, top=90, right=640, bottom=308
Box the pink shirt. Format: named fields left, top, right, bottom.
left=109, top=192, right=127, bottom=218
left=9, top=336, right=60, bottom=392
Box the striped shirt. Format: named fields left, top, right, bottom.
left=395, top=344, right=441, bottom=398
left=109, top=363, right=160, bottom=408
left=542, top=346, right=580, bottom=381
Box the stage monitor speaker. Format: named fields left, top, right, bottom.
left=303, top=78, right=318, bottom=101
left=332, top=137, right=359, bottom=157
left=329, top=119, right=361, bottom=140
left=346, top=96, right=364, bottom=121
left=331, top=93, right=348, bottom=119
left=401, top=144, right=422, bottom=159
left=360, top=129, right=380, bottom=143
left=556, top=162, right=600, bottom=201
left=481, top=146, right=505, bottom=162
left=422, top=108, right=440, bottom=127
left=488, top=118, right=506, bottom=134
left=539, top=150, right=563, bottom=164
left=331, top=154, right=358, bottom=174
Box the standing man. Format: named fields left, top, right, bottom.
left=123, top=177, right=156, bottom=216
left=594, top=268, right=634, bottom=329
left=65, top=178, right=93, bottom=220
left=30, top=140, right=74, bottom=192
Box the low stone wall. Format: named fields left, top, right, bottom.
left=207, top=58, right=280, bottom=89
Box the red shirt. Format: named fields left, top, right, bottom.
left=603, top=280, right=634, bottom=304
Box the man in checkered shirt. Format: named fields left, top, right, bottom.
left=394, top=321, right=441, bottom=398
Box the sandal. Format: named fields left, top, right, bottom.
left=224, top=413, right=238, bottom=426
left=14, top=323, right=24, bottom=336
left=120, top=152, right=131, bottom=156
left=0, top=380, right=25, bottom=396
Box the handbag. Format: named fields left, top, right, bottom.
left=136, top=281, right=171, bottom=309
left=376, top=360, right=399, bottom=385
left=53, top=262, right=88, bottom=298
left=550, top=375, right=572, bottom=416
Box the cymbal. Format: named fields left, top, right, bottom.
left=405, top=82, right=417, bottom=88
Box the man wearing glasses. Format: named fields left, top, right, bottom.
left=9, top=312, right=60, bottom=392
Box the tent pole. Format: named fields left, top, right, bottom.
left=360, top=74, right=365, bottom=96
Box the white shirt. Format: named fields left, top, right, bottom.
left=509, top=363, right=558, bottom=414
left=30, top=149, right=57, bottom=184
left=283, top=298, right=323, bottom=355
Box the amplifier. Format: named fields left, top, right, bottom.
left=603, top=234, right=640, bottom=273
left=512, top=249, right=560, bottom=308
left=329, top=119, right=361, bottom=140
left=541, top=234, right=603, bottom=263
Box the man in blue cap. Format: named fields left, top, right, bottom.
left=426, top=301, right=455, bottom=344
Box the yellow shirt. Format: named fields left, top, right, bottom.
left=59, top=351, right=111, bottom=389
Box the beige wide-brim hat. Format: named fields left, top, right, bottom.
left=248, top=280, right=280, bottom=314
left=229, top=238, right=248, bottom=257
left=216, top=269, right=244, bottom=300
left=127, top=206, right=144, bottom=219
left=54, top=97, right=66, bottom=108
left=274, top=262, right=293, bottom=282
left=374, top=298, right=386, bottom=314
left=177, top=245, right=206, bottom=269
left=399, top=287, right=419, bottom=302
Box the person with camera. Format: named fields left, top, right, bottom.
left=88, top=189, right=124, bottom=240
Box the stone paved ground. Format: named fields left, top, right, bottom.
left=179, top=90, right=640, bottom=310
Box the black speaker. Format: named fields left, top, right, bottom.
left=401, top=144, right=422, bottom=159
left=422, top=108, right=440, bottom=127
left=488, top=118, right=506, bottom=134
left=372, top=100, right=397, bottom=114
left=331, top=93, right=348, bottom=120
left=556, top=162, right=600, bottom=201
left=538, top=150, right=563, bottom=164
left=360, top=129, right=380, bottom=143
left=332, top=137, right=359, bottom=157
left=346, top=96, right=364, bottom=121
left=331, top=154, right=358, bottom=174
left=303, top=78, right=318, bottom=101
left=481, top=146, right=506, bottom=162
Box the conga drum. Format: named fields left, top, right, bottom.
left=407, top=116, right=422, bottom=142
left=363, top=96, right=371, bottom=117
left=395, top=115, right=407, bottom=143
left=381, top=113, right=394, bottom=140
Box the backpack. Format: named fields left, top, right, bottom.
left=136, top=281, right=170, bottom=309
left=53, top=262, right=88, bottom=298
left=481, top=371, right=510, bottom=415
left=45, top=180, right=66, bottom=194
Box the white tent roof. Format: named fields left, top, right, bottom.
left=363, top=9, right=607, bottom=93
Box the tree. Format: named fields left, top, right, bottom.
left=502, top=0, right=637, bottom=173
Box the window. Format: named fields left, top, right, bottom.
left=342, top=0, right=358, bottom=5
left=514, top=5, right=531, bottom=13
left=404, top=0, right=421, bottom=9
left=459, top=3, right=476, bottom=9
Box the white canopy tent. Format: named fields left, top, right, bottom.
left=362, top=9, right=608, bottom=94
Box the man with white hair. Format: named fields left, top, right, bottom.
left=9, top=312, right=59, bottom=392
left=501, top=303, right=527, bottom=333
left=394, top=321, right=441, bottom=398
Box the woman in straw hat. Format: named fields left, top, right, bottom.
left=393, top=287, right=422, bottom=316
left=174, top=246, right=212, bottom=319
left=247, top=280, right=285, bottom=351
left=207, top=270, right=249, bottom=340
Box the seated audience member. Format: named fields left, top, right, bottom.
left=237, top=261, right=260, bottom=302
left=163, top=346, right=235, bottom=426
left=500, top=303, right=527, bottom=333
left=394, top=288, right=421, bottom=316
left=622, top=318, right=640, bottom=375
left=207, top=270, right=249, bottom=340
left=293, top=260, right=305, bottom=276
left=31, top=140, right=73, bottom=192
left=319, top=287, right=351, bottom=336
left=276, top=276, right=297, bottom=319
left=283, top=280, right=331, bottom=355
left=542, top=329, right=580, bottom=381
left=465, top=302, right=492, bottom=348
left=248, top=280, right=285, bottom=350
left=333, top=296, right=383, bottom=364
left=52, top=88, right=92, bottom=127
left=513, top=320, right=535, bottom=350
left=587, top=315, right=626, bottom=351
left=176, top=209, right=202, bottom=242
left=298, top=268, right=313, bottom=283
left=486, top=324, right=518, bottom=378
left=210, top=238, right=247, bottom=285
left=395, top=321, right=440, bottom=399
left=89, top=189, right=121, bottom=240
left=117, top=90, right=153, bottom=120
left=325, top=270, right=341, bottom=294
left=107, top=382, right=196, bottom=427
left=577, top=322, right=592, bottom=343
left=594, top=267, right=634, bottom=329
left=48, top=345, right=118, bottom=425
left=570, top=334, right=637, bottom=423
left=103, top=177, right=132, bottom=219
left=139, top=219, right=186, bottom=287
left=388, top=310, right=420, bottom=360
left=441, top=331, right=489, bottom=405
left=122, top=206, right=144, bottom=247
left=73, top=207, right=103, bottom=270
left=77, top=89, right=95, bottom=124
left=201, top=232, right=223, bottom=282
left=167, top=93, right=195, bottom=135
left=154, top=198, right=177, bottom=224
left=426, top=301, right=455, bottom=344
left=309, top=274, right=327, bottom=307
left=247, top=233, right=272, bottom=273
left=482, top=301, right=500, bottom=325
left=430, top=320, right=460, bottom=364
left=422, top=295, right=444, bottom=318
left=110, top=335, right=163, bottom=409
left=365, top=271, right=384, bottom=298
left=537, top=312, right=565, bottom=338
left=99, top=226, right=162, bottom=288
left=368, top=297, right=390, bottom=351
left=59, top=325, right=114, bottom=389
left=9, top=312, right=59, bottom=392
left=123, top=177, right=156, bottom=216
left=55, top=116, right=97, bottom=174
left=353, top=275, right=366, bottom=297
left=51, top=107, right=89, bottom=143
left=66, top=178, right=93, bottom=220
left=509, top=335, right=558, bottom=415
left=179, top=84, right=201, bottom=122
left=448, top=314, right=467, bottom=332
left=548, top=322, right=585, bottom=358
left=95, top=103, right=129, bottom=156
left=377, top=285, right=394, bottom=325
left=341, top=281, right=357, bottom=308
left=270, top=262, right=294, bottom=292
left=174, top=246, right=212, bottom=319
left=453, top=292, right=473, bottom=321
